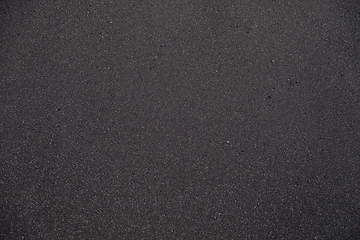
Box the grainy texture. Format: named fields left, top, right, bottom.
left=1, top=0, right=359, bottom=239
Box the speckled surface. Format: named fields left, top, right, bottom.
left=1, top=0, right=359, bottom=239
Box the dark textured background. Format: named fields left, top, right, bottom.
left=1, top=0, right=359, bottom=239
